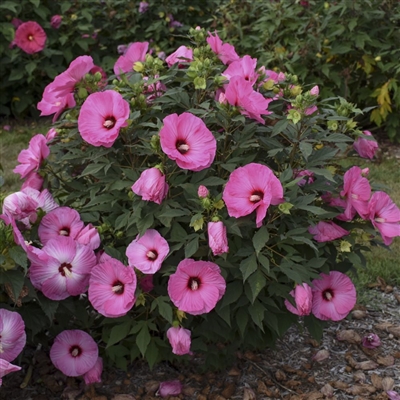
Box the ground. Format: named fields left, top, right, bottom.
left=1, top=284, right=399, bottom=400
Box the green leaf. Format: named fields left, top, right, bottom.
left=247, top=270, right=266, bottom=303
left=136, top=324, right=151, bottom=357
left=25, top=62, right=36, bottom=76
left=299, top=142, right=313, bottom=160
left=236, top=307, right=249, bottom=337
left=80, top=163, right=105, bottom=176
left=81, top=8, right=93, bottom=22
left=152, top=297, right=173, bottom=324
left=107, top=321, right=132, bottom=348
left=29, top=0, right=40, bottom=7
left=220, top=281, right=243, bottom=308
left=0, top=269, right=24, bottom=301
left=9, top=246, right=28, bottom=270
left=137, top=213, right=154, bottom=235
left=240, top=253, right=257, bottom=282
left=185, top=235, right=199, bottom=258
left=248, top=300, right=265, bottom=331
left=304, top=314, right=325, bottom=342
left=145, top=339, right=159, bottom=369
left=200, top=176, right=226, bottom=186
left=37, top=294, right=59, bottom=323
left=257, top=253, right=270, bottom=273
left=252, top=226, right=269, bottom=254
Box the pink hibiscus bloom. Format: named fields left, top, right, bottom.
left=208, top=221, right=229, bottom=256
left=224, top=76, right=273, bottom=124
left=362, top=333, right=381, bottom=349
left=113, top=41, right=149, bottom=76
left=353, top=130, right=379, bottom=160
left=308, top=221, right=350, bottom=242
left=50, top=15, right=62, bottom=29
left=88, top=255, right=137, bottom=318
left=13, top=134, right=49, bottom=179
left=78, top=90, right=130, bottom=148
left=131, top=167, right=169, bottom=204
left=165, top=45, right=193, bottom=68
left=0, top=309, right=26, bottom=362
left=28, top=237, right=97, bottom=300
left=50, top=330, right=98, bottom=377
left=367, top=191, right=400, bottom=245
left=159, top=112, right=216, bottom=171
left=293, top=169, right=315, bottom=186
left=14, top=21, right=46, bottom=54
left=126, top=229, right=169, bottom=274
left=21, top=172, right=44, bottom=191
left=222, top=55, right=259, bottom=85
left=340, top=166, right=371, bottom=220
left=0, top=359, right=21, bottom=386
left=206, top=31, right=239, bottom=65
left=166, top=326, right=192, bottom=356
left=259, top=67, right=286, bottom=85
left=284, top=283, right=313, bottom=316
left=83, top=356, right=103, bottom=384
left=37, top=86, right=76, bottom=121
left=223, top=163, right=284, bottom=228
left=167, top=259, right=226, bottom=315
left=311, top=271, right=356, bottom=321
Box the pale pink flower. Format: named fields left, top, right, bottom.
left=340, top=166, right=371, bottom=220
left=159, top=112, right=216, bottom=171
left=198, top=185, right=209, bottom=198
left=139, top=1, right=149, bottom=13
left=166, top=327, right=192, bottom=356
left=223, top=163, right=284, bottom=228
left=224, top=76, right=273, bottom=124
left=367, top=191, right=400, bottom=245
left=83, top=356, right=103, bottom=384
left=78, top=90, right=130, bottom=148
left=259, top=67, right=286, bottom=85
left=13, top=134, right=49, bottom=179
left=45, top=128, right=58, bottom=142
left=3, top=125, right=11, bottom=131
left=158, top=380, right=183, bottom=397
left=206, top=31, right=239, bottom=65
left=14, top=21, right=46, bottom=54
left=353, top=130, right=379, bottom=160
left=143, top=75, right=166, bottom=102
left=308, top=221, right=350, bottom=242
left=223, top=55, right=259, bottom=85
left=114, top=42, right=148, bottom=76
left=88, top=256, right=137, bottom=318
left=126, top=229, right=169, bottom=274
left=165, top=46, right=193, bottom=68
left=50, top=15, right=62, bottom=29
left=311, top=271, right=356, bottom=321
left=131, top=167, right=169, bottom=204
left=304, top=105, right=318, bottom=115
left=28, top=237, right=97, bottom=300
left=208, top=221, right=229, bottom=256
left=0, top=309, right=26, bottom=362
left=37, top=86, right=75, bottom=121
left=284, top=283, right=313, bottom=316
left=168, top=259, right=226, bottom=315
left=294, top=169, right=315, bottom=186
left=310, top=85, right=319, bottom=96
left=50, top=330, right=98, bottom=377
left=362, top=333, right=381, bottom=349
left=0, top=359, right=21, bottom=386
left=387, top=391, right=400, bottom=400
left=21, top=172, right=44, bottom=191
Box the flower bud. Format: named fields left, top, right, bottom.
left=197, top=185, right=209, bottom=198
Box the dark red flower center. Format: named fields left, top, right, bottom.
left=146, top=250, right=158, bottom=260
left=249, top=190, right=264, bottom=203
left=70, top=345, right=82, bottom=357
left=59, top=227, right=70, bottom=236
left=59, top=262, right=73, bottom=277
left=112, top=280, right=124, bottom=294
left=176, top=140, right=190, bottom=154
left=322, top=289, right=334, bottom=301
left=188, top=277, right=201, bottom=291
left=103, top=116, right=116, bottom=129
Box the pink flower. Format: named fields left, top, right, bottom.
left=0, top=309, right=26, bottom=362
left=83, top=357, right=103, bottom=384
left=50, top=330, right=98, bottom=377
left=13, top=134, right=49, bottom=179
left=131, top=167, right=169, bottom=204
left=139, top=1, right=149, bottom=13
left=21, top=172, right=44, bottom=191
left=113, top=42, right=148, bottom=76
left=28, top=237, right=97, bottom=300
left=159, top=112, right=216, bottom=171
left=166, top=327, right=192, bottom=356
left=198, top=185, right=209, bottom=198
left=224, top=76, right=273, bottom=124
left=223, top=55, right=259, bottom=85
left=367, top=191, right=400, bottom=245
left=311, top=271, right=356, bottom=321
left=0, top=359, right=21, bottom=386
left=259, top=68, right=286, bottom=85
left=284, top=283, right=313, bottom=316
left=46, top=128, right=58, bottom=142
left=206, top=31, right=239, bottom=65
left=78, top=90, right=129, bottom=148
left=139, top=275, right=154, bottom=292
left=126, top=229, right=169, bottom=274
left=362, top=333, right=381, bottom=349
left=353, top=130, right=379, bottom=160
left=50, top=15, right=62, bottom=29
left=158, top=380, right=183, bottom=397
left=88, top=256, right=137, bottom=318
left=143, top=75, right=167, bottom=102
left=2, top=125, right=11, bottom=131
left=37, top=86, right=75, bottom=121
left=165, top=46, right=193, bottom=68
left=308, top=221, right=350, bottom=242
left=340, top=166, right=371, bottom=220
left=168, top=259, right=226, bottom=315
left=208, top=221, right=229, bottom=256
left=223, top=163, right=284, bottom=228
left=38, top=206, right=100, bottom=249
left=11, top=18, right=23, bottom=28
left=294, top=169, right=315, bottom=186
left=387, top=391, right=400, bottom=400
left=14, top=21, right=46, bottom=54
left=310, top=85, right=319, bottom=96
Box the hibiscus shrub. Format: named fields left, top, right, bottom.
left=0, top=0, right=213, bottom=117
left=1, top=27, right=400, bottom=380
